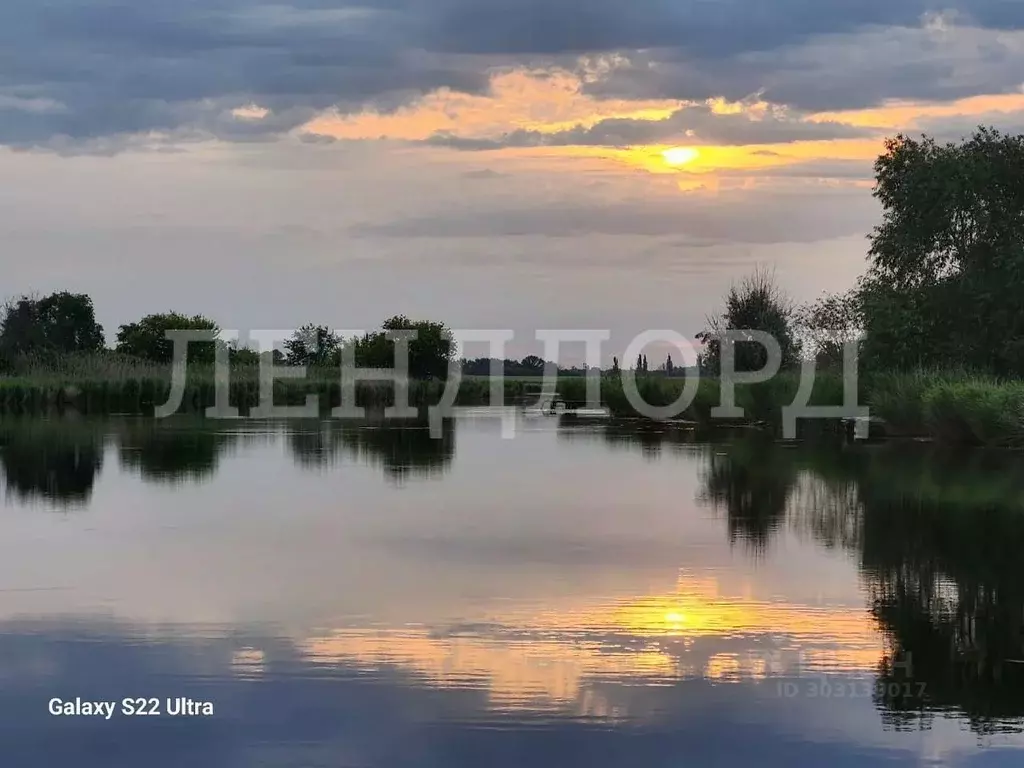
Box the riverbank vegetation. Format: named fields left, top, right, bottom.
left=2, top=128, right=1024, bottom=446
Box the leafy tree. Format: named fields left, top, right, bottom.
left=354, top=316, right=454, bottom=379
left=520, top=355, right=546, bottom=374
left=666, top=355, right=674, bottom=375
left=284, top=324, right=342, bottom=367
left=642, top=354, right=648, bottom=373
left=460, top=357, right=564, bottom=377
left=115, top=312, right=220, bottom=363
left=697, top=268, right=801, bottom=374
left=612, top=356, right=620, bottom=375
left=861, top=128, right=1024, bottom=375
left=0, top=291, right=104, bottom=365
left=796, top=290, right=862, bottom=369
left=228, top=344, right=261, bottom=366
left=636, top=353, right=643, bottom=372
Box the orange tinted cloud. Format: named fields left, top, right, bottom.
left=302, top=68, right=681, bottom=142
left=808, top=92, right=1024, bottom=129
left=300, top=63, right=1024, bottom=185
left=507, top=139, right=881, bottom=178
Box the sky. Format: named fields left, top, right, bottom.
left=3, top=1, right=1024, bottom=363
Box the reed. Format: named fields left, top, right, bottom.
left=0, top=363, right=532, bottom=416
left=557, top=372, right=847, bottom=426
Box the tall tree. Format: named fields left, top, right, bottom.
left=284, top=324, right=342, bottom=366
left=520, top=355, right=546, bottom=375
left=796, top=290, right=862, bottom=369
left=355, top=316, right=454, bottom=379
left=860, top=128, right=1024, bottom=374
left=115, top=312, right=220, bottom=363
left=0, top=291, right=104, bottom=365
left=697, top=268, right=801, bottom=374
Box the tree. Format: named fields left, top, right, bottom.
left=796, top=290, right=862, bottom=369
left=355, top=316, right=454, bottom=379
left=284, top=324, right=342, bottom=367
left=636, top=353, right=643, bottom=372
left=0, top=291, right=104, bottom=365
left=520, top=355, right=546, bottom=375
left=697, top=267, right=801, bottom=374
left=612, top=356, right=620, bottom=375
left=115, top=312, right=220, bottom=363
left=861, top=128, right=1024, bottom=374
left=666, top=355, right=674, bottom=375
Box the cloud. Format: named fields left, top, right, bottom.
left=1, top=0, right=1023, bottom=150
left=422, top=102, right=870, bottom=150
left=420, top=0, right=1019, bottom=57
left=584, top=19, right=1024, bottom=111
left=0, top=0, right=489, bottom=148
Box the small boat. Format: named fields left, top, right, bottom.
left=559, top=408, right=611, bottom=419
left=526, top=398, right=610, bottom=418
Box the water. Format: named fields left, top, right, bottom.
left=1, top=414, right=1023, bottom=767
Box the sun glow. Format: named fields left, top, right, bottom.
left=662, top=146, right=700, bottom=166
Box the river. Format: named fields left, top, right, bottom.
left=1, top=413, right=1023, bottom=766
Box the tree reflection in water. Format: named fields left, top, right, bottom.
left=0, top=420, right=104, bottom=506
left=117, top=421, right=242, bottom=484
left=288, top=416, right=455, bottom=481
left=697, top=437, right=1024, bottom=732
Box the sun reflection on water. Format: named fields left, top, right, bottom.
left=295, top=576, right=884, bottom=719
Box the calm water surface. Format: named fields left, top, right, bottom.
left=2, top=413, right=1024, bottom=767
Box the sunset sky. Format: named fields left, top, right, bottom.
left=3, top=1, right=1024, bottom=361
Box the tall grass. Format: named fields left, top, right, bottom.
left=865, top=369, right=1024, bottom=446
left=3, top=353, right=1024, bottom=446
left=560, top=369, right=1024, bottom=446
left=557, top=371, right=847, bottom=430
left=919, top=379, right=1024, bottom=447
left=0, top=354, right=533, bottom=416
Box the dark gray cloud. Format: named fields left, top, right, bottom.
left=420, top=0, right=1024, bottom=61
left=421, top=0, right=925, bottom=56
left=1, top=0, right=1023, bottom=149
left=425, top=103, right=870, bottom=150
left=0, top=0, right=487, bottom=148
left=582, top=19, right=1024, bottom=111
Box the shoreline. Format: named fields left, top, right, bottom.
left=0, top=367, right=1021, bottom=448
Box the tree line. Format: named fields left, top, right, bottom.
left=0, top=301, right=456, bottom=380
left=0, top=296, right=689, bottom=380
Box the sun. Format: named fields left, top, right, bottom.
left=662, top=146, right=700, bottom=167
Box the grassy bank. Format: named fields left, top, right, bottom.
left=867, top=371, right=1024, bottom=447
left=0, top=363, right=534, bottom=416
left=1, top=357, right=1022, bottom=447
left=558, top=370, right=1024, bottom=447
left=558, top=372, right=849, bottom=433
